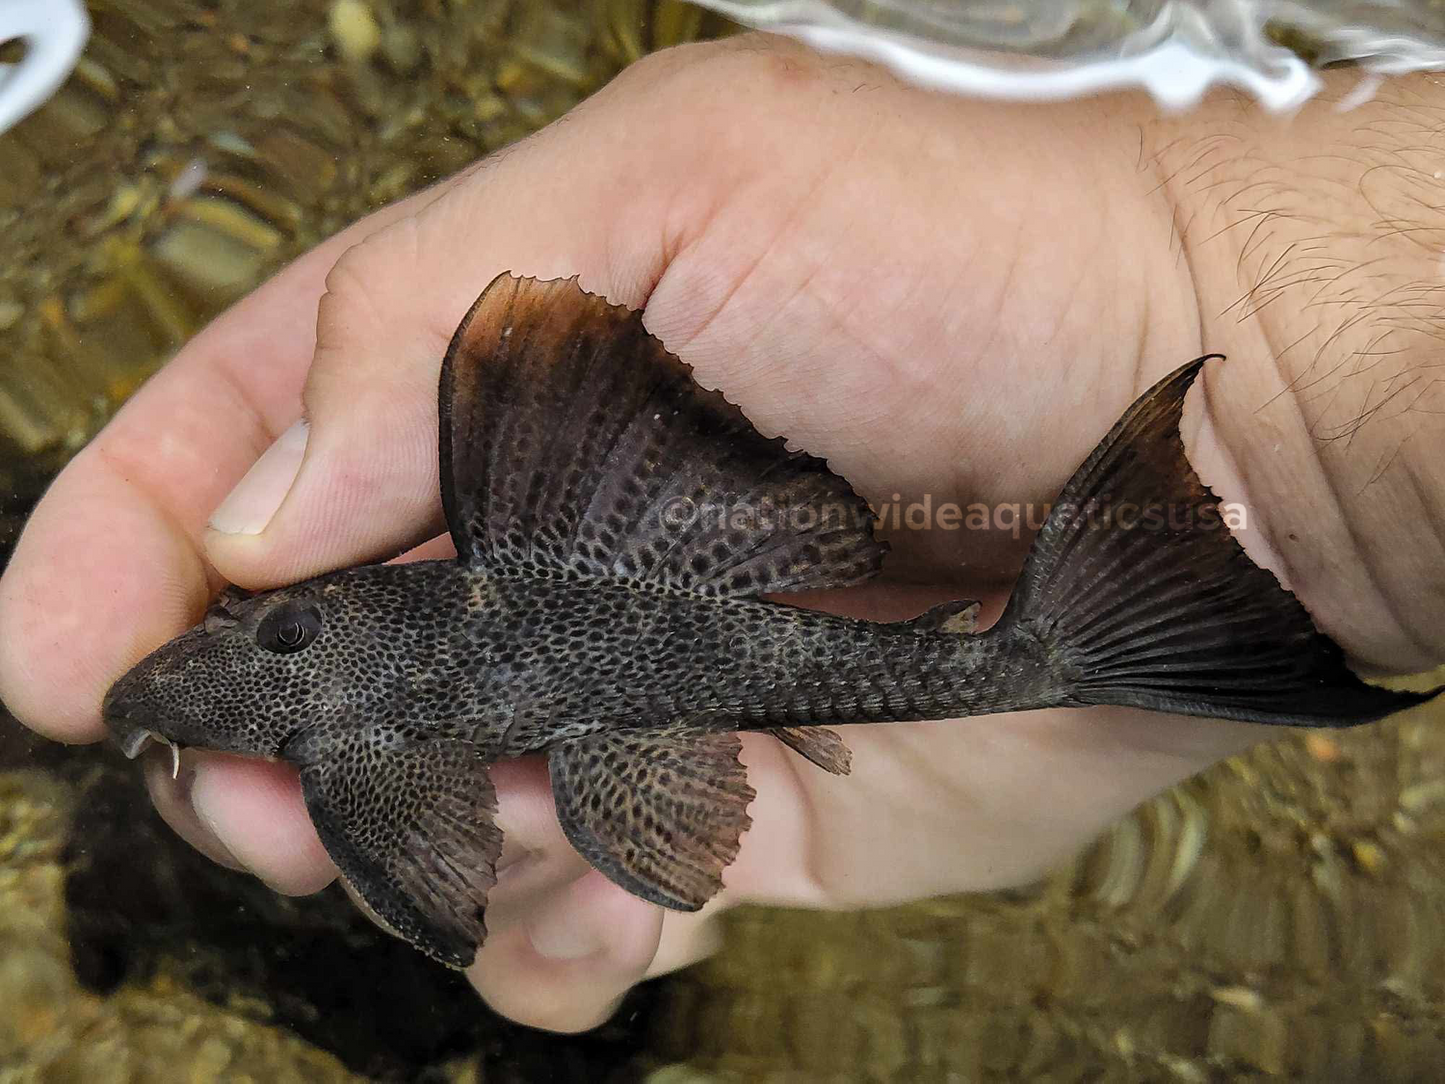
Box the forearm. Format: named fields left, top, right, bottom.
left=1151, top=72, right=1445, bottom=674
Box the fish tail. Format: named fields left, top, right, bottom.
left=994, top=357, right=1440, bottom=727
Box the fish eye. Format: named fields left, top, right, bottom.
left=257, top=605, right=322, bottom=654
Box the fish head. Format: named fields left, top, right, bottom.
left=102, top=563, right=459, bottom=761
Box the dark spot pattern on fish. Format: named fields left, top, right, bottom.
left=103, top=273, right=1444, bottom=967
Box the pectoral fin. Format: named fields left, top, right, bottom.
left=547, top=729, right=755, bottom=910
left=290, top=730, right=502, bottom=968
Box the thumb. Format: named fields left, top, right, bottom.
left=203, top=218, right=454, bottom=587
left=198, top=40, right=848, bottom=587
left=202, top=135, right=672, bottom=588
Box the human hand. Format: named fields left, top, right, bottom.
left=3, top=35, right=1442, bottom=1032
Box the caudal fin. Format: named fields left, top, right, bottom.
left=1002, top=357, right=1440, bottom=727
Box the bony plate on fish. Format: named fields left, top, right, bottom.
left=103, top=273, right=1443, bottom=967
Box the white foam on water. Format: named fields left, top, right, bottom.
left=690, top=0, right=1445, bottom=112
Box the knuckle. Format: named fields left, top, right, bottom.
left=315, top=222, right=420, bottom=351
left=304, top=220, right=435, bottom=420
left=616, top=33, right=830, bottom=105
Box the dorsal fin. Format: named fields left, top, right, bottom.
left=438, top=274, right=887, bottom=597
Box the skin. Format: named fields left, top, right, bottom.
left=1, top=36, right=1443, bottom=1032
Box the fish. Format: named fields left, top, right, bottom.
left=103, top=273, right=1442, bottom=968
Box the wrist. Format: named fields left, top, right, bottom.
left=1153, top=72, right=1445, bottom=674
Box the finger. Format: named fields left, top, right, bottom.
left=465, top=753, right=685, bottom=1030
left=0, top=184, right=457, bottom=744
left=486, top=755, right=584, bottom=884
left=647, top=908, right=724, bottom=978
left=467, top=733, right=792, bottom=1030
left=468, top=869, right=663, bottom=1034
left=470, top=801, right=744, bottom=1030
left=204, top=99, right=675, bottom=587
left=147, top=751, right=336, bottom=895
left=143, top=750, right=247, bottom=873
left=472, top=858, right=727, bottom=1030
left=0, top=470, right=213, bottom=743
left=466, top=755, right=600, bottom=937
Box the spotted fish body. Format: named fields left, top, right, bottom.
left=104, top=274, right=1441, bottom=967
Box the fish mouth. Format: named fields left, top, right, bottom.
left=104, top=694, right=155, bottom=759
left=103, top=687, right=178, bottom=768
left=119, top=727, right=158, bottom=759
left=117, top=727, right=184, bottom=780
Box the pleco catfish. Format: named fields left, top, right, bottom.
left=104, top=274, right=1441, bottom=967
